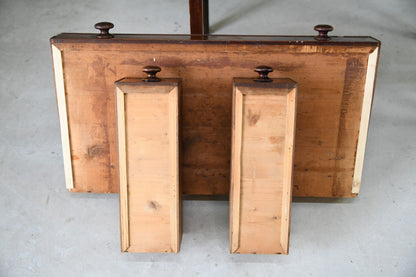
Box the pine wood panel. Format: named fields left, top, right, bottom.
left=51, top=45, right=73, bottom=189
left=51, top=34, right=379, bottom=197
left=352, top=48, right=379, bottom=193
left=230, top=79, right=297, bottom=254
left=116, top=78, right=181, bottom=253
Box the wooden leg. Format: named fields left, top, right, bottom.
left=189, top=0, right=209, bottom=35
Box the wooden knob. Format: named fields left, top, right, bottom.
left=314, top=24, right=333, bottom=41
left=254, top=66, right=273, bottom=82
left=95, top=22, right=114, bottom=39
left=142, top=66, right=161, bottom=82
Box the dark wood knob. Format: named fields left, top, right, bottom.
left=254, top=66, right=273, bottom=82
left=142, top=66, right=161, bottom=82
left=95, top=22, right=114, bottom=39
left=314, top=24, right=333, bottom=41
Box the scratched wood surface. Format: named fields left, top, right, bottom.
left=51, top=34, right=379, bottom=197
left=230, top=79, right=297, bottom=254
left=116, top=78, right=181, bottom=253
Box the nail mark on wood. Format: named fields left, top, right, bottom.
left=275, top=62, right=303, bottom=72
left=269, top=136, right=284, bottom=144
left=247, top=109, right=260, bottom=126
left=121, top=58, right=141, bottom=65
left=148, top=201, right=161, bottom=210
left=105, top=63, right=116, bottom=75
left=91, top=57, right=105, bottom=80
left=86, top=145, right=107, bottom=159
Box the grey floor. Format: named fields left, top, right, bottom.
left=1, top=0, right=415, bottom=276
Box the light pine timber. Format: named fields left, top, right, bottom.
left=230, top=78, right=297, bottom=254
left=116, top=78, right=181, bottom=253
left=352, top=47, right=380, bottom=193
left=51, top=45, right=73, bottom=189
left=50, top=35, right=380, bottom=197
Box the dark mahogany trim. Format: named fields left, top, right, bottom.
left=234, top=78, right=298, bottom=89
left=94, top=22, right=114, bottom=39
left=142, top=66, right=162, bottom=82
left=189, top=0, right=209, bottom=35
left=51, top=33, right=380, bottom=46
left=254, top=66, right=274, bottom=82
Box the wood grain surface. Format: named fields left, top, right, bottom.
left=51, top=34, right=379, bottom=197
left=116, top=78, right=181, bottom=253
left=230, top=79, right=297, bottom=254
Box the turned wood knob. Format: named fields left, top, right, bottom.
left=314, top=24, right=333, bottom=41
left=142, top=66, right=161, bottom=82
left=95, top=22, right=114, bottom=39
left=254, top=66, right=273, bottom=82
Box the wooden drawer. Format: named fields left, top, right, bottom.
left=230, top=76, right=297, bottom=254
left=51, top=32, right=379, bottom=197
left=116, top=76, right=182, bottom=253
